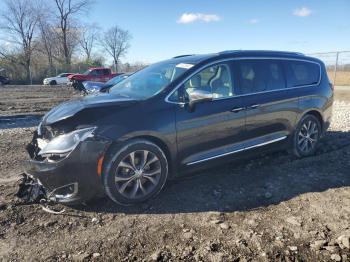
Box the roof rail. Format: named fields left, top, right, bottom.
left=218, top=50, right=305, bottom=56
left=172, top=54, right=194, bottom=59
left=218, top=50, right=241, bottom=54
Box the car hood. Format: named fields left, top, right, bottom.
left=42, top=93, right=136, bottom=125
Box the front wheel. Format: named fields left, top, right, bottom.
left=102, top=139, right=169, bottom=206
left=292, top=114, right=321, bottom=158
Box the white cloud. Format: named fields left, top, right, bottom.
left=293, top=7, right=313, bottom=17
left=177, top=13, right=221, bottom=24
left=248, top=18, right=260, bottom=24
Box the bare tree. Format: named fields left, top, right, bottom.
left=53, top=0, right=92, bottom=66
left=0, top=0, right=40, bottom=84
left=102, top=26, right=131, bottom=72
left=37, top=17, right=58, bottom=75
left=79, top=24, right=99, bottom=61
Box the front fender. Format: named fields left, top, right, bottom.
left=97, top=125, right=178, bottom=175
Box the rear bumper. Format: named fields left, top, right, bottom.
left=23, top=138, right=110, bottom=203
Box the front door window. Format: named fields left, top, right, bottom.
left=184, top=63, right=234, bottom=99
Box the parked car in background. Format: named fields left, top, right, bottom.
left=24, top=50, right=333, bottom=205
left=82, top=73, right=131, bottom=94
left=43, top=73, right=73, bottom=86
left=0, top=75, right=10, bottom=85
left=68, top=67, right=119, bottom=91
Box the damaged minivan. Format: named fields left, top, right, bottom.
left=24, top=50, right=333, bottom=205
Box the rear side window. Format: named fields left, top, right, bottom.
left=285, top=61, right=320, bottom=87
left=93, top=69, right=105, bottom=76
left=235, top=60, right=286, bottom=95
left=90, top=70, right=99, bottom=76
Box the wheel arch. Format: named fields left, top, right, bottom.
left=300, top=109, right=324, bottom=130
left=132, top=135, right=173, bottom=172
left=102, top=134, right=176, bottom=178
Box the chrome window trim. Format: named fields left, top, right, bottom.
left=186, top=135, right=287, bottom=166
left=165, top=57, right=322, bottom=105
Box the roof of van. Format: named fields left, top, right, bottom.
left=218, top=50, right=305, bottom=56
left=170, top=50, right=321, bottom=65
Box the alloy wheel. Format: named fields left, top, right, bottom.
left=114, top=150, right=162, bottom=199
left=297, top=120, right=319, bottom=153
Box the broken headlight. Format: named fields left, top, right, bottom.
left=38, top=127, right=95, bottom=157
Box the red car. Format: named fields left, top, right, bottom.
left=68, top=67, right=120, bottom=91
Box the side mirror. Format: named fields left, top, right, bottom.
left=188, top=89, right=213, bottom=110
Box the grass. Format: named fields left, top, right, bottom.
left=327, top=71, right=350, bottom=86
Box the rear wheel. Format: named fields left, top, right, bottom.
left=292, top=114, right=321, bottom=158
left=103, top=139, right=169, bottom=206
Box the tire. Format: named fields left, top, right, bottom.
left=292, top=114, right=321, bottom=158
left=49, top=80, right=57, bottom=86
left=102, top=139, right=169, bottom=206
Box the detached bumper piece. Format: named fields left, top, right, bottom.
left=71, top=80, right=85, bottom=92
left=23, top=134, right=110, bottom=204
left=15, top=173, right=47, bottom=204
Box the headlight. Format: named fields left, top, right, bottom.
left=38, top=127, right=95, bottom=156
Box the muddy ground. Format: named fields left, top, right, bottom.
left=0, top=85, right=350, bottom=262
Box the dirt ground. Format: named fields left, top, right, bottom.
left=0, top=85, right=350, bottom=262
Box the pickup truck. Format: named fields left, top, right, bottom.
left=68, top=67, right=119, bottom=91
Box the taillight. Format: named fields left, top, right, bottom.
left=329, top=82, right=334, bottom=91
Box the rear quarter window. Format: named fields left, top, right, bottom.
left=285, top=60, right=320, bottom=87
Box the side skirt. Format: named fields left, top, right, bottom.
left=186, top=134, right=288, bottom=166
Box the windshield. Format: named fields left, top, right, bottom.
left=109, top=61, right=194, bottom=99
left=106, top=74, right=127, bottom=85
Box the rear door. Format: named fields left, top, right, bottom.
left=57, top=74, right=68, bottom=84
left=173, top=62, right=247, bottom=167
left=234, top=59, right=299, bottom=149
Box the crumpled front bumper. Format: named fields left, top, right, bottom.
left=23, top=136, right=110, bottom=204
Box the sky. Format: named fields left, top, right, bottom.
left=82, top=0, right=350, bottom=63
left=1, top=0, right=350, bottom=64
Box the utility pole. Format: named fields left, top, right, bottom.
left=333, top=52, right=339, bottom=86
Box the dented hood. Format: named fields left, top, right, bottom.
left=42, top=93, right=135, bottom=125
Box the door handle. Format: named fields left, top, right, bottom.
left=247, top=104, right=260, bottom=110
left=231, top=107, right=245, bottom=113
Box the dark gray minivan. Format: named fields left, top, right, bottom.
left=24, top=50, right=333, bottom=205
